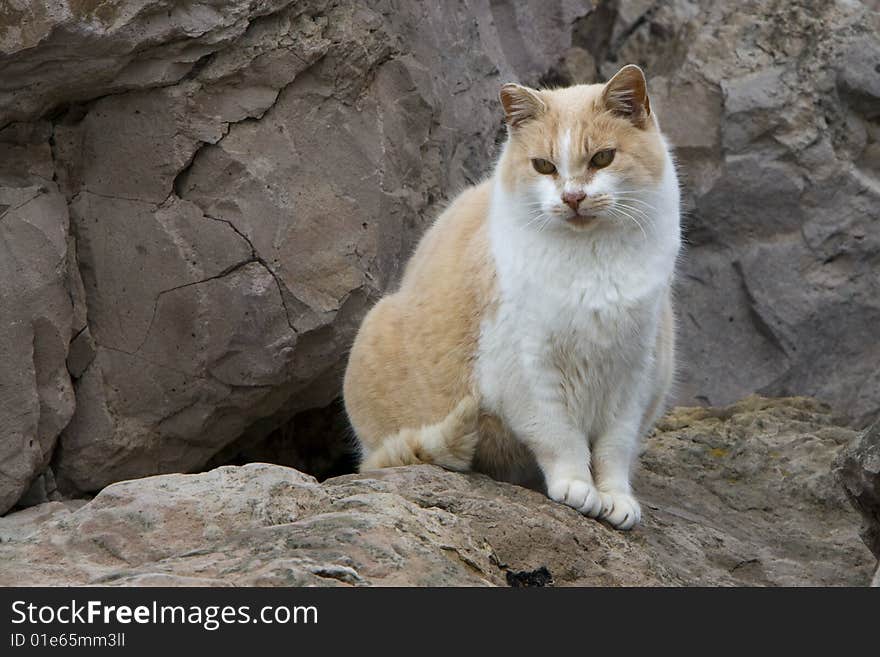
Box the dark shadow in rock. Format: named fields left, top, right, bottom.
left=204, top=397, right=359, bottom=481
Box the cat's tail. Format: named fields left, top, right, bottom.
left=358, top=396, right=480, bottom=472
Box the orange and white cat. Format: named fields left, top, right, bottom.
left=343, top=65, right=680, bottom=530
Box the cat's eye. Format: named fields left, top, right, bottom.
left=591, top=149, right=616, bottom=168
left=531, top=158, right=557, bottom=175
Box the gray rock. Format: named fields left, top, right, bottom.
left=834, top=421, right=880, bottom=571
left=587, top=1, right=880, bottom=426
left=0, top=0, right=592, bottom=505
left=0, top=121, right=76, bottom=512
left=15, top=467, right=61, bottom=508
left=65, top=327, right=95, bottom=379
left=0, top=398, right=873, bottom=586
left=1, top=0, right=879, bottom=509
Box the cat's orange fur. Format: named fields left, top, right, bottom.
left=343, top=183, right=494, bottom=469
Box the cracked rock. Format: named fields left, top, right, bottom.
left=0, top=121, right=75, bottom=512
left=1, top=0, right=591, bottom=503
left=585, top=1, right=880, bottom=425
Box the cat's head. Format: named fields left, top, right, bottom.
left=497, top=65, right=668, bottom=234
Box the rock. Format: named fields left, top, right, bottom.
left=0, top=398, right=873, bottom=586
left=0, top=499, right=87, bottom=545
left=0, top=0, right=591, bottom=507
left=1, top=0, right=879, bottom=509
left=0, top=121, right=76, bottom=513
left=15, top=467, right=61, bottom=508
left=581, top=0, right=880, bottom=426
left=834, top=420, right=880, bottom=585
left=0, top=0, right=295, bottom=125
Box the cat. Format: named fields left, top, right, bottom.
left=343, top=65, right=681, bottom=530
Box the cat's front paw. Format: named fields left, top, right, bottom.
left=547, top=477, right=604, bottom=518
left=598, top=490, right=641, bottom=531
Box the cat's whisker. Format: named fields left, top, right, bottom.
left=613, top=195, right=657, bottom=211
left=614, top=202, right=651, bottom=221
left=615, top=189, right=659, bottom=196
left=522, top=211, right=551, bottom=229
left=538, top=214, right=554, bottom=233
left=615, top=194, right=656, bottom=202
left=608, top=206, right=648, bottom=240
left=616, top=209, right=651, bottom=226
left=614, top=200, right=655, bottom=211
left=614, top=201, right=652, bottom=219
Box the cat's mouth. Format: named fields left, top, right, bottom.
left=564, top=211, right=600, bottom=228
left=562, top=195, right=612, bottom=229
left=567, top=214, right=596, bottom=227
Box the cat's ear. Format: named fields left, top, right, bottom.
left=601, top=65, right=651, bottom=128
left=500, top=83, right=545, bottom=129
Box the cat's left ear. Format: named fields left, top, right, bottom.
left=601, top=65, right=652, bottom=128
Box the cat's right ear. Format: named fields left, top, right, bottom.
left=500, top=83, right=545, bottom=129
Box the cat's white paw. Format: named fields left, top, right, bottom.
left=599, top=490, right=641, bottom=530
left=547, top=477, right=604, bottom=517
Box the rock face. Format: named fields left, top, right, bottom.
left=0, top=0, right=591, bottom=509
left=0, top=122, right=76, bottom=514
left=1, top=0, right=879, bottom=512
left=835, top=421, right=880, bottom=584
left=0, top=398, right=874, bottom=586
left=596, top=1, right=880, bottom=426
left=555, top=0, right=880, bottom=426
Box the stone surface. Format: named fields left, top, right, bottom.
left=1, top=0, right=879, bottom=511
left=572, top=1, right=880, bottom=426
left=0, top=0, right=592, bottom=508
left=0, top=398, right=873, bottom=586
left=834, top=420, right=880, bottom=585
left=0, top=121, right=76, bottom=513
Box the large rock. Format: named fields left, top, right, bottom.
left=1, top=0, right=879, bottom=510
left=835, top=421, right=880, bottom=584
left=0, top=0, right=592, bottom=507
left=572, top=0, right=880, bottom=425
left=0, top=121, right=76, bottom=513
left=0, top=398, right=873, bottom=586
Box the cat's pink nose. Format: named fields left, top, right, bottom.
left=562, top=190, right=586, bottom=211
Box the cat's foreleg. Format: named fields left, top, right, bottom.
left=524, top=417, right=604, bottom=517
left=511, top=362, right=603, bottom=518
left=591, top=407, right=644, bottom=530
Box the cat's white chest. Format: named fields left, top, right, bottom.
left=476, top=272, right=651, bottom=437
left=475, top=194, right=673, bottom=441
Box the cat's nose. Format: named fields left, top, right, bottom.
left=562, top=190, right=586, bottom=211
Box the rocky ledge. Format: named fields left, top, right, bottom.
left=0, top=397, right=876, bottom=586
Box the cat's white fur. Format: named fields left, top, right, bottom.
left=475, top=134, right=680, bottom=529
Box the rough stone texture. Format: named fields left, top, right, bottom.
left=0, top=121, right=76, bottom=513
left=569, top=1, right=880, bottom=426
left=1, top=0, right=879, bottom=512
left=0, top=398, right=874, bottom=586
left=0, top=0, right=591, bottom=508
left=834, top=420, right=880, bottom=584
